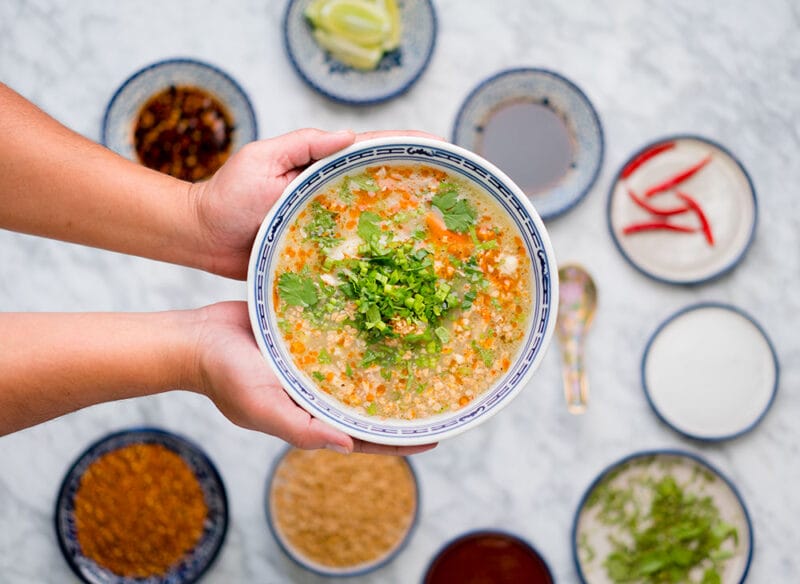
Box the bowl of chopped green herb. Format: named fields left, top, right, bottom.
left=572, top=450, right=753, bottom=584
left=247, top=137, right=558, bottom=445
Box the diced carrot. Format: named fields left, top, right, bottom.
left=501, top=357, right=510, bottom=371
left=289, top=341, right=305, bottom=354
left=459, top=396, right=470, bottom=407
left=325, top=372, right=334, bottom=382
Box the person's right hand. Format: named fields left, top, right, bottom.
left=192, top=301, right=437, bottom=456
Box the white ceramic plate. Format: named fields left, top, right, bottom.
left=247, top=137, right=558, bottom=445
left=642, top=303, right=778, bottom=440
left=608, top=135, right=756, bottom=284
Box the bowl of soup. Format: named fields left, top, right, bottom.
left=248, top=137, right=558, bottom=445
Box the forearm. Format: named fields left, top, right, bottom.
left=0, top=83, right=205, bottom=270
left=0, top=310, right=201, bottom=435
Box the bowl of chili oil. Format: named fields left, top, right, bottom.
left=102, top=58, right=257, bottom=182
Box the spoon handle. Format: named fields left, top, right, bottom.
left=560, top=338, right=588, bottom=414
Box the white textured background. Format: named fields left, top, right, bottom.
left=1, top=1, right=798, bottom=582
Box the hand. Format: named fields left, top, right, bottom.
left=193, top=301, right=437, bottom=455
left=190, top=128, right=443, bottom=280
left=189, top=129, right=356, bottom=280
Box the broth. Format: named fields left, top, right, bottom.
left=479, top=101, right=574, bottom=193
left=273, top=164, right=533, bottom=420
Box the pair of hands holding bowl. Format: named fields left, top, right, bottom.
left=0, top=82, right=435, bottom=455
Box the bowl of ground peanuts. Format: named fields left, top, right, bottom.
left=266, top=447, right=419, bottom=576
left=248, top=137, right=559, bottom=445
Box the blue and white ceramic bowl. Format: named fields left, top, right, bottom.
left=247, top=137, right=558, bottom=445
left=283, top=0, right=437, bottom=104
left=102, top=58, right=257, bottom=162
left=55, top=428, right=228, bottom=584
left=572, top=450, right=753, bottom=584
left=453, top=68, right=604, bottom=220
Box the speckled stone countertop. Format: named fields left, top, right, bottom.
left=1, top=1, right=798, bottom=582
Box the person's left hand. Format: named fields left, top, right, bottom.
left=190, top=128, right=356, bottom=280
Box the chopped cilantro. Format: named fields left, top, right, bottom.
left=304, top=201, right=340, bottom=250
left=471, top=340, right=494, bottom=368
left=277, top=272, right=318, bottom=308
left=350, top=174, right=378, bottom=193
left=317, top=349, right=332, bottom=364
left=345, top=362, right=353, bottom=377
left=431, top=183, right=476, bottom=233
left=311, top=371, right=325, bottom=382
left=357, top=211, right=383, bottom=243
left=365, top=402, right=378, bottom=415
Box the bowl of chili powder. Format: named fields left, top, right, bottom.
left=55, top=428, right=228, bottom=583
left=102, top=58, right=257, bottom=182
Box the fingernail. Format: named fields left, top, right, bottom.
left=325, top=443, right=350, bottom=454
left=335, top=129, right=355, bottom=136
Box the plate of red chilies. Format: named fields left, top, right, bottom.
left=607, top=135, right=757, bottom=284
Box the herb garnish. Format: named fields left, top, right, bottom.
left=304, top=201, right=340, bottom=250
left=585, top=462, right=739, bottom=584
left=431, top=183, right=477, bottom=233
left=278, top=272, right=318, bottom=308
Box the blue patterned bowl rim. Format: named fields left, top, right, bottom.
left=247, top=137, right=558, bottom=445
left=606, top=134, right=757, bottom=285
left=264, top=445, right=420, bottom=577
left=54, top=427, right=229, bottom=584
left=452, top=67, right=604, bottom=220
left=282, top=0, right=437, bottom=105
left=640, top=301, right=779, bottom=442
left=571, top=449, right=754, bottom=584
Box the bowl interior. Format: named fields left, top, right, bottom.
left=102, top=59, right=257, bottom=161
left=248, top=138, right=557, bottom=445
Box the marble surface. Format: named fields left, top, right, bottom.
left=1, top=1, right=798, bottom=582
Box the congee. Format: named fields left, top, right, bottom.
left=273, top=164, right=532, bottom=419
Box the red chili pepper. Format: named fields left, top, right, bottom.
left=676, top=191, right=714, bottom=245
left=644, top=155, right=712, bottom=198
left=622, top=221, right=698, bottom=235
left=627, top=188, right=690, bottom=217
left=621, top=141, right=676, bottom=179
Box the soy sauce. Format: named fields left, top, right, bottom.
left=424, top=531, right=554, bottom=584
left=479, top=101, right=574, bottom=194
left=134, top=85, right=234, bottom=182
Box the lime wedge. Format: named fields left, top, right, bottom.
left=318, top=0, right=390, bottom=46
left=304, top=0, right=327, bottom=27
left=374, top=0, right=401, bottom=51
left=312, top=29, right=384, bottom=70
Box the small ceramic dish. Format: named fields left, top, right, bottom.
left=102, top=58, right=257, bottom=165
left=265, top=447, right=419, bottom=576
left=55, top=428, right=228, bottom=584
left=642, top=302, right=779, bottom=441
left=452, top=68, right=604, bottom=220
left=247, top=136, right=558, bottom=445
left=424, top=530, right=554, bottom=583
left=572, top=450, right=753, bottom=584
left=282, top=0, right=437, bottom=104
left=608, top=135, right=757, bottom=284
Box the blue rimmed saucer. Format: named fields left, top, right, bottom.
left=55, top=428, right=228, bottom=584
left=265, top=446, right=420, bottom=577
left=283, top=0, right=437, bottom=105
left=452, top=68, right=604, bottom=220
left=572, top=450, right=753, bottom=584
left=641, top=302, right=779, bottom=442
left=102, top=58, right=258, bottom=163
left=607, top=135, right=757, bottom=285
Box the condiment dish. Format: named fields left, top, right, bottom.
left=453, top=68, right=604, bottom=220
left=283, top=0, right=436, bottom=104
left=54, top=427, right=228, bottom=584
left=102, top=58, right=257, bottom=167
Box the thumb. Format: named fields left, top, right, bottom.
left=272, top=128, right=356, bottom=173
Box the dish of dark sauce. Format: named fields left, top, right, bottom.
left=479, top=100, right=575, bottom=194
left=134, top=85, right=234, bottom=182
left=424, top=531, right=553, bottom=584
